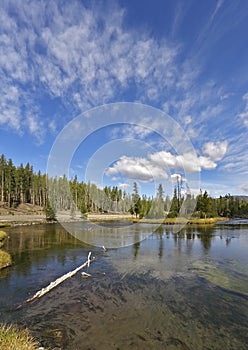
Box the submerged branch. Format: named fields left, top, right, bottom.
left=21, top=252, right=93, bottom=306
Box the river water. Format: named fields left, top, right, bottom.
left=0, top=220, right=248, bottom=349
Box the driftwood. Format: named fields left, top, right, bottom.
left=23, top=252, right=93, bottom=305
left=81, top=271, right=92, bottom=278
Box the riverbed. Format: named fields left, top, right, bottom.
left=0, top=220, right=248, bottom=349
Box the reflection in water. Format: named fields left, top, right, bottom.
left=63, top=221, right=155, bottom=248
left=0, top=222, right=247, bottom=349
left=133, top=241, right=140, bottom=259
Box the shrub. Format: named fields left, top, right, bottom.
left=0, top=324, right=39, bottom=350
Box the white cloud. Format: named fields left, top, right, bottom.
left=202, top=141, right=228, bottom=161
left=154, top=151, right=217, bottom=173
left=106, top=155, right=168, bottom=182
left=0, top=0, right=245, bottom=183
left=240, top=183, right=248, bottom=193
left=118, top=183, right=131, bottom=189
left=184, top=115, right=192, bottom=124
left=0, top=0, right=181, bottom=139
left=149, top=151, right=177, bottom=168
left=175, top=153, right=201, bottom=172
left=110, top=124, right=154, bottom=141
left=210, top=0, right=225, bottom=23
left=106, top=146, right=223, bottom=183
left=25, top=113, right=44, bottom=143
left=238, top=92, right=248, bottom=127
left=221, top=138, right=248, bottom=175
left=220, top=92, right=233, bottom=101
left=171, top=173, right=186, bottom=183
left=243, top=92, right=248, bottom=100
left=199, top=156, right=217, bottom=170
left=186, top=127, right=197, bottom=138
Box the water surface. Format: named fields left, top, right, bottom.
left=0, top=221, right=248, bottom=349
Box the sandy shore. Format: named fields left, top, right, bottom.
left=0, top=212, right=134, bottom=226
left=0, top=214, right=47, bottom=226
left=87, top=213, right=133, bottom=221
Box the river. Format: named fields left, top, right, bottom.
left=0, top=220, right=248, bottom=349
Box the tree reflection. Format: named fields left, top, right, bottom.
left=197, top=233, right=212, bottom=251
left=133, top=241, right=140, bottom=259
left=155, top=226, right=164, bottom=259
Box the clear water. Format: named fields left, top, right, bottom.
left=0, top=221, right=248, bottom=349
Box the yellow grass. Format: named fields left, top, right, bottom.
left=0, top=250, right=12, bottom=269
left=129, top=217, right=228, bottom=225
left=0, top=230, right=7, bottom=241
left=0, top=324, right=39, bottom=350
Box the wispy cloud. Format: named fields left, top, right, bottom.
left=240, top=183, right=248, bottom=194
left=0, top=0, right=241, bottom=147
left=0, top=0, right=182, bottom=139
left=0, top=2, right=225, bottom=134
left=0, top=0, right=247, bottom=199
left=210, top=0, right=225, bottom=23
left=238, top=92, right=248, bottom=127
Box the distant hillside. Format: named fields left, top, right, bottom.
left=234, top=196, right=248, bottom=202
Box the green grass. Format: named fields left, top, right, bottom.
left=0, top=324, right=39, bottom=350
left=0, top=250, right=12, bottom=269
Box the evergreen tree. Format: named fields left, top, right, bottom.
left=168, top=188, right=179, bottom=217
left=45, top=198, right=56, bottom=221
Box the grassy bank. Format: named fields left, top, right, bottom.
left=0, top=324, right=40, bottom=350
left=0, top=230, right=12, bottom=269
left=129, top=217, right=228, bottom=225
left=0, top=230, right=7, bottom=247
left=0, top=250, right=12, bottom=270
left=88, top=213, right=229, bottom=225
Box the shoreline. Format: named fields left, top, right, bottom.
left=0, top=215, right=47, bottom=227
left=0, top=213, right=133, bottom=227
left=0, top=213, right=229, bottom=227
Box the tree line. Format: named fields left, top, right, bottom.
left=1, top=154, right=248, bottom=219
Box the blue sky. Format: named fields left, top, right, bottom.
left=0, top=0, right=248, bottom=197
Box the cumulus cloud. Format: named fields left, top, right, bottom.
left=118, top=183, right=131, bottom=189
left=202, top=141, right=228, bottom=161
left=106, top=155, right=168, bottom=182
left=171, top=173, right=186, bottom=183
left=150, top=150, right=218, bottom=173
left=106, top=146, right=223, bottom=183
left=149, top=151, right=177, bottom=168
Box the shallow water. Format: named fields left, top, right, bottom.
left=0, top=221, right=248, bottom=349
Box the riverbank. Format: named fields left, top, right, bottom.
left=0, top=230, right=12, bottom=270
left=87, top=213, right=228, bottom=225
left=0, top=215, right=47, bottom=227
left=0, top=211, right=229, bottom=227
left=128, top=216, right=229, bottom=225
left=0, top=203, right=46, bottom=227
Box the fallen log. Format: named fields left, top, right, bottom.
left=22, top=252, right=93, bottom=306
